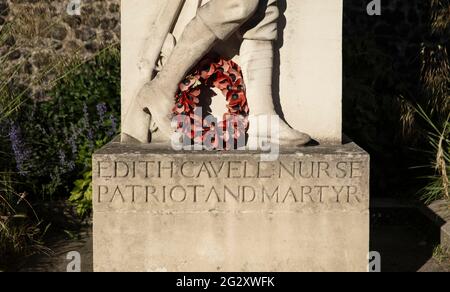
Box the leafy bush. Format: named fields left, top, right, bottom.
left=69, top=170, right=93, bottom=218
left=6, top=46, right=120, bottom=216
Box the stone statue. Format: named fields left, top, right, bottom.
left=122, top=0, right=311, bottom=146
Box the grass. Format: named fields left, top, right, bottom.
left=0, top=172, right=52, bottom=271
left=433, top=245, right=450, bottom=268
left=413, top=105, right=450, bottom=204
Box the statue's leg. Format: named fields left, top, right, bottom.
left=240, top=0, right=311, bottom=145
left=122, top=0, right=260, bottom=143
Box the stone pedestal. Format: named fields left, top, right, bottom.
left=93, top=142, right=370, bottom=272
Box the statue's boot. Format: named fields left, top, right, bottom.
left=122, top=17, right=218, bottom=143
left=240, top=39, right=311, bottom=146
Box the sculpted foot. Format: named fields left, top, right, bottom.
left=137, top=81, right=175, bottom=141
left=121, top=80, right=175, bottom=143
left=248, top=114, right=311, bottom=146
left=277, top=119, right=311, bottom=146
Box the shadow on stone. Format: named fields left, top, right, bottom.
left=370, top=207, right=441, bottom=272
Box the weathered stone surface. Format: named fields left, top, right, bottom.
left=278, top=0, right=343, bottom=144
left=75, top=28, right=96, bottom=42
left=1, top=0, right=120, bottom=100
left=93, top=142, right=370, bottom=272
left=50, top=25, right=68, bottom=41
left=424, top=200, right=450, bottom=250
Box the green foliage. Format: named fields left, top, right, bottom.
left=10, top=46, right=120, bottom=203
left=69, top=170, right=92, bottom=219
left=0, top=45, right=120, bottom=236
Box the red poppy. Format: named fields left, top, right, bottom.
left=179, top=76, right=198, bottom=92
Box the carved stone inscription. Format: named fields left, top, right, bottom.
left=93, top=155, right=369, bottom=210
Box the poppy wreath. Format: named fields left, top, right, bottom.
left=172, top=55, right=249, bottom=149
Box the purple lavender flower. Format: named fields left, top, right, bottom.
left=58, top=149, right=76, bottom=172
left=9, top=122, right=31, bottom=175
left=67, top=124, right=80, bottom=155
left=83, top=103, right=89, bottom=117
left=96, top=102, right=107, bottom=124
left=67, top=161, right=76, bottom=172
left=68, top=136, right=77, bottom=155
left=82, top=103, right=90, bottom=128
left=107, top=113, right=118, bottom=137
left=58, top=149, right=66, bottom=167
left=82, top=102, right=95, bottom=144
left=87, top=128, right=94, bottom=141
